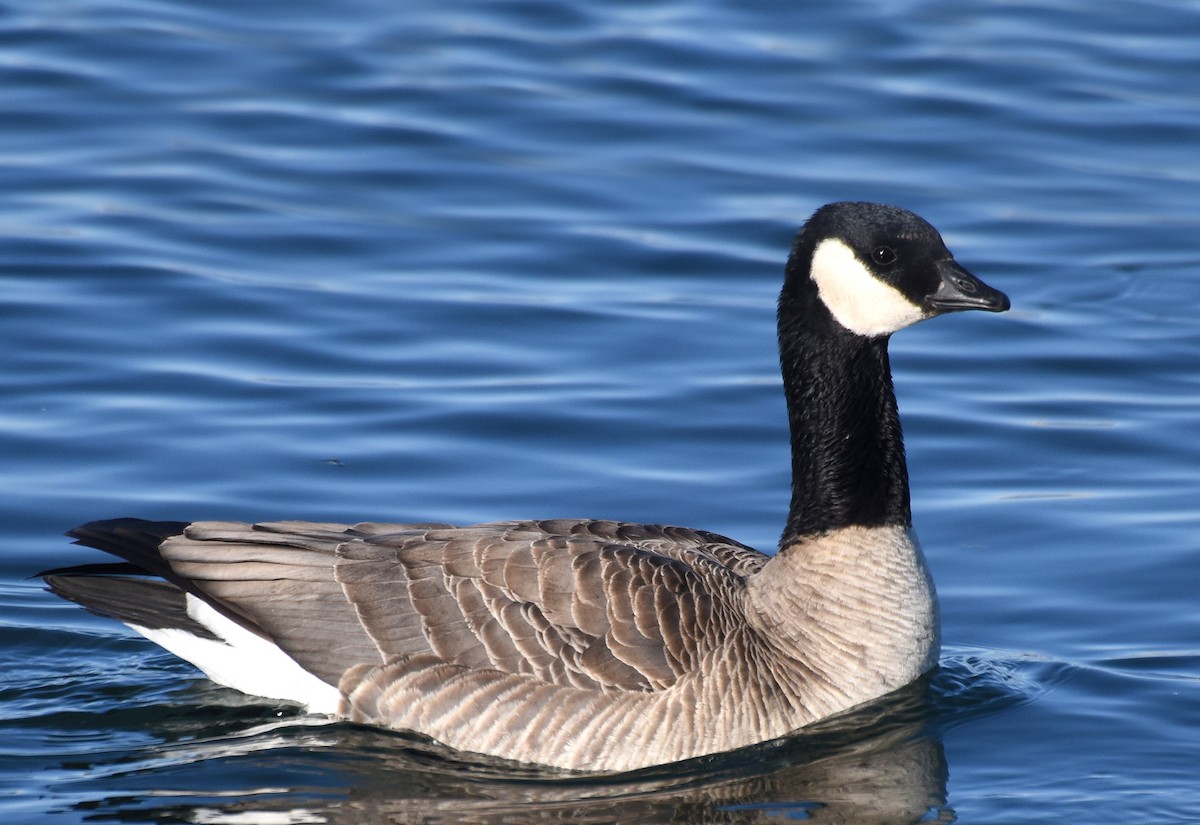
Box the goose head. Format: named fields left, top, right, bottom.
left=782, top=202, right=1010, bottom=339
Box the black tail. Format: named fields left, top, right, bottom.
left=41, top=518, right=218, bottom=639
left=44, top=573, right=219, bottom=640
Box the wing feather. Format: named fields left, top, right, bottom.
left=333, top=519, right=762, bottom=693
left=59, top=517, right=766, bottom=700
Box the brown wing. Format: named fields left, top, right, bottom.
left=156, top=520, right=447, bottom=684
left=160, top=518, right=765, bottom=693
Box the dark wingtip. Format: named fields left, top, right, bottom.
left=66, top=517, right=189, bottom=544
left=52, top=518, right=190, bottom=581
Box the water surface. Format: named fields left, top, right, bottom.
left=2, top=1, right=1198, bottom=822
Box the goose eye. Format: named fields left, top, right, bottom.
left=871, top=246, right=897, bottom=266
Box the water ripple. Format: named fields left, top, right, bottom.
left=4, top=0, right=1200, bottom=822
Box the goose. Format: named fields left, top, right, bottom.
left=42, top=202, right=1009, bottom=773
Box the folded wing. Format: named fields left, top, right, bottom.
left=55, top=518, right=767, bottom=697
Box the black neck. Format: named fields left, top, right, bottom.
left=777, top=293, right=911, bottom=547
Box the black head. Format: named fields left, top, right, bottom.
left=782, top=202, right=1009, bottom=338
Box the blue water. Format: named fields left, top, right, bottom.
left=2, top=0, right=1198, bottom=821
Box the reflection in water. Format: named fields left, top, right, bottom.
left=55, top=679, right=956, bottom=824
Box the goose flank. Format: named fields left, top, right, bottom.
left=42, top=202, right=1010, bottom=772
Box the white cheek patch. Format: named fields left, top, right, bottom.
left=810, top=238, right=927, bottom=337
